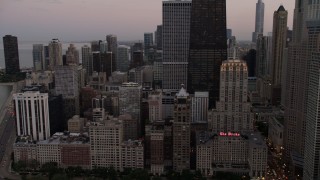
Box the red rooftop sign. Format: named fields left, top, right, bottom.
left=219, top=132, right=240, bottom=137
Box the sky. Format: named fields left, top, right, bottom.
left=0, top=0, right=295, bottom=42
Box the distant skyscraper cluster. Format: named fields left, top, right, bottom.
left=8, top=0, right=314, bottom=179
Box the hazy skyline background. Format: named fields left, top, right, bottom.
left=0, top=0, right=294, bottom=42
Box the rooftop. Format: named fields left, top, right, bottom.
left=176, top=85, right=189, bottom=97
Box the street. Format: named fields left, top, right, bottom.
left=0, top=82, right=21, bottom=180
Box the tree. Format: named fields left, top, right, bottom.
left=128, top=168, right=150, bottom=180
left=12, top=160, right=27, bottom=172
left=181, top=169, right=193, bottom=180
left=51, top=173, right=68, bottom=180
left=29, top=159, right=40, bottom=171
left=40, top=162, right=59, bottom=180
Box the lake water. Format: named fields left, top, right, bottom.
left=0, top=41, right=90, bottom=69
left=0, top=85, right=12, bottom=110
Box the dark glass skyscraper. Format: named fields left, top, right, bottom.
left=3, top=35, right=20, bottom=74
left=187, top=0, right=227, bottom=108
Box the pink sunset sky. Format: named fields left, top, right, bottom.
left=0, top=0, right=294, bottom=41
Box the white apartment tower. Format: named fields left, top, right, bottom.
left=13, top=91, right=50, bottom=141
left=48, top=39, right=62, bottom=70
left=162, top=0, right=191, bottom=91
left=209, top=60, right=253, bottom=133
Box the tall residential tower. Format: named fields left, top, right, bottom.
left=3, top=35, right=20, bottom=74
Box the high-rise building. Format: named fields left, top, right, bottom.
left=117, top=45, right=131, bottom=72
left=44, top=45, right=50, bottom=71
left=208, top=60, right=253, bottom=133
left=55, top=65, right=80, bottom=118
left=106, top=34, right=118, bottom=72
left=156, top=25, right=163, bottom=50
left=148, top=91, right=163, bottom=123
left=3, top=35, right=20, bottom=74
left=32, top=44, right=45, bottom=71
left=188, top=0, right=227, bottom=108
left=91, top=41, right=100, bottom=52
left=173, top=86, right=191, bottom=171
left=89, top=120, right=123, bottom=170
left=227, top=29, right=232, bottom=39
left=119, top=82, right=142, bottom=136
left=256, top=35, right=268, bottom=78
left=92, top=52, right=113, bottom=80
left=66, top=44, right=79, bottom=65
left=252, top=0, right=265, bottom=42
left=191, top=92, right=209, bottom=123
left=99, top=40, right=108, bottom=53
left=144, top=32, right=154, bottom=62
left=283, top=0, right=314, bottom=178
left=130, top=51, right=144, bottom=69
left=144, top=33, right=153, bottom=48
left=162, top=0, right=191, bottom=91
left=304, top=53, right=320, bottom=179
left=81, top=45, right=93, bottom=77
left=271, top=6, right=288, bottom=105
left=48, top=39, right=62, bottom=70
left=13, top=91, right=50, bottom=141
left=301, top=2, right=320, bottom=179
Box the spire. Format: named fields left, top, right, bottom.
left=176, top=84, right=189, bottom=97
left=277, top=5, right=286, bottom=12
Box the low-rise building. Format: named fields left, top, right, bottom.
left=37, top=132, right=90, bottom=169
left=121, top=140, right=144, bottom=169
left=196, top=132, right=267, bottom=179
left=13, top=136, right=37, bottom=164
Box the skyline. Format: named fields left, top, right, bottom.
left=0, top=0, right=294, bottom=42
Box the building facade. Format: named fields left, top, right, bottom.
left=82, top=45, right=93, bottom=77
left=48, top=39, right=62, bottom=70
left=3, top=35, right=20, bottom=74
left=208, top=60, right=253, bottom=133
left=66, top=44, right=80, bottom=65
left=191, top=92, right=209, bottom=123
left=33, top=44, right=45, bottom=71
left=173, top=86, right=191, bottom=171
left=106, top=34, right=118, bottom=72
left=13, top=91, right=50, bottom=141
left=119, top=82, right=142, bottom=136
left=117, top=45, right=131, bottom=72
left=187, top=0, right=227, bottom=108
left=252, top=0, right=265, bottom=42
left=271, top=6, right=288, bottom=105
left=162, top=0, right=191, bottom=91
